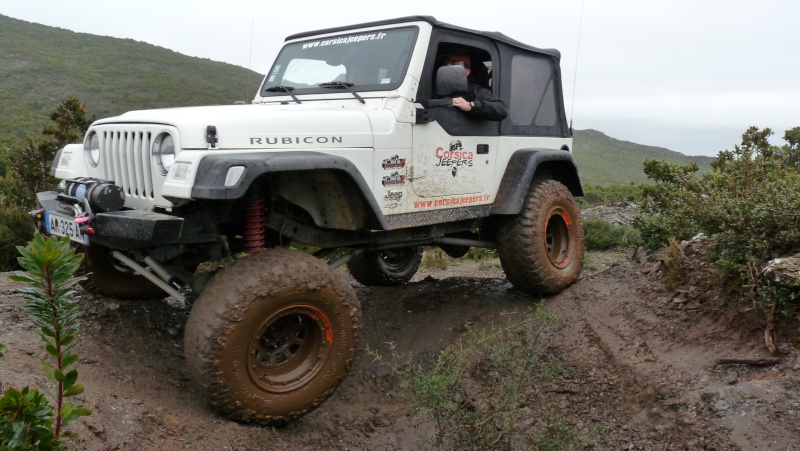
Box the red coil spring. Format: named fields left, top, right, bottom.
left=243, top=196, right=266, bottom=254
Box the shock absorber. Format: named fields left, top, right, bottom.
left=243, top=195, right=266, bottom=254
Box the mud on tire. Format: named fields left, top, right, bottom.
left=184, top=248, right=361, bottom=424
left=347, top=246, right=423, bottom=286
left=77, top=244, right=164, bottom=299
left=498, top=180, right=584, bottom=295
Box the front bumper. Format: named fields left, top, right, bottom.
left=35, top=192, right=184, bottom=249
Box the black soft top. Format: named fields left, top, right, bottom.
left=285, top=15, right=561, bottom=61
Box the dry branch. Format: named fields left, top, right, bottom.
left=714, top=357, right=782, bottom=367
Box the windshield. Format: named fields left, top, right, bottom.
left=261, top=26, right=418, bottom=97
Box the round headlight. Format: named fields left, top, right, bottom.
left=84, top=132, right=100, bottom=167
left=153, top=133, right=176, bottom=175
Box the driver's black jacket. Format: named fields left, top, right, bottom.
left=464, top=83, right=508, bottom=121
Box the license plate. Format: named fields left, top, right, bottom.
left=45, top=212, right=89, bottom=245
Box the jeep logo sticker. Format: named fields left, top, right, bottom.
left=384, top=190, right=403, bottom=202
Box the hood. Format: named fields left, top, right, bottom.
left=93, top=104, right=374, bottom=149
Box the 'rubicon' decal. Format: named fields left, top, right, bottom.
left=249, top=136, right=343, bottom=145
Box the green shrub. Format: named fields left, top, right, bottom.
left=634, top=126, right=800, bottom=312
left=0, top=97, right=93, bottom=210
left=464, top=247, right=497, bottom=260
left=421, top=248, right=449, bottom=270
left=581, top=183, right=644, bottom=208
left=582, top=217, right=640, bottom=251
left=1, top=234, right=92, bottom=449
left=0, top=208, right=35, bottom=271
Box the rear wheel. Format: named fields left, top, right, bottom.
left=184, top=248, right=360, bottom=424
left=498, top=180, right=584, bottom=295
left=346, top=246, right=423, bottom=286
left=76, top=244, right=164, bottom=299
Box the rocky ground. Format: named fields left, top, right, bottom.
left=1, top=224, right=799, bottom=449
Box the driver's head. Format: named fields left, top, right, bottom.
left=440, top=53, right=472, bottom=76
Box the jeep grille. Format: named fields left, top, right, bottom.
left=98, top=129, right=155, bottom=200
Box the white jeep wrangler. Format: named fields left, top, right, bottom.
left=34, top=16, right=584, bottom=424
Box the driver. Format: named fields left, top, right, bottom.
left=440, top=53, right=507, bottom=121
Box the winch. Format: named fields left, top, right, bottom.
left=57, top=177, right=125, bottom=213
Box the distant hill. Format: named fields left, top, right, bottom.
left=0, top=14, right=714, bottom=187
left=0, top=14, right=259, bottom=139
left=573, top=129, right=716, bottom=186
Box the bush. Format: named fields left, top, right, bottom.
left=0, top=208, right=35, bottom=271
left=582, top=217, right=640, bottom=251
left=581, top=183, right=644, bottom=207
left=464, top=247, right=497, bottom=260
left=421, top=248, right=449, bottom=270
left=0, top=97, right=93, bottom=209
left=634, top=126, right=800, bottom=312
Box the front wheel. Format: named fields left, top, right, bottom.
left=497, top=180, right=584, bottom=295
left=346, top=246, right=423, bottom=286
left=184, top=248, right=361, bottom=424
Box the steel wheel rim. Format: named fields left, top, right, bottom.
left=545, top=208, right=572, bottom=269
left=247, top=305, right=332, bottom=393
left=379, top=248, right=416, bottom=272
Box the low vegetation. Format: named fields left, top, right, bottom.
left=1, top=235, right=91, bottom=449
left=582, top=217, right=640, bottom=251
left=369, top=309, right=586, bottom=450
left=580, top=183, right=643, bottom=208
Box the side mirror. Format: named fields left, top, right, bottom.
left=435, top=65, right=468, bottom=97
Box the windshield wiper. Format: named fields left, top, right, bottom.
left=265, top=85, right=301, bottom=104
left=318, top=82, right=365, bottom=104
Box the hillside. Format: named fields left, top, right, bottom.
left=573, top=129, right=716, bottom=186
left=0, top=14, right=259, bottom=139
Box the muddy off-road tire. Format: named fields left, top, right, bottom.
left=76, top=244, right=164, bottom=299
left=184, top=248, right=361, bottom=424
left=498, top=180, right=584, bottom=295
left=346, top=246, right=423, bottom=286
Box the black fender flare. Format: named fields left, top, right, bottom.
left=191, top=151, right=388, bottom=230
left=491, top=149, right=584, bottom=215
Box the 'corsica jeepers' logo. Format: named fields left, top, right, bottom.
left=381, top=171, right=405, bottom=186
left=435, top=140, right=474, bottom=169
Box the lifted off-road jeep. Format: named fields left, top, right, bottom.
left=34, top=16, right=584, bottom=424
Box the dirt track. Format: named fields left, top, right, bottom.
left=1, top=249, right=798, bottom=450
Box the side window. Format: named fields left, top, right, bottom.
left=509, top=56, right=557, bottom=127
left=428, top=43, right=500, bottom=136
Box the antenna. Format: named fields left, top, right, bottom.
left=247, top=19, right=255, bottom=101
left=569, top=0, right=586, bottom=134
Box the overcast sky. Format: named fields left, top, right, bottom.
left=2, top=0, right=798, bottom=156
